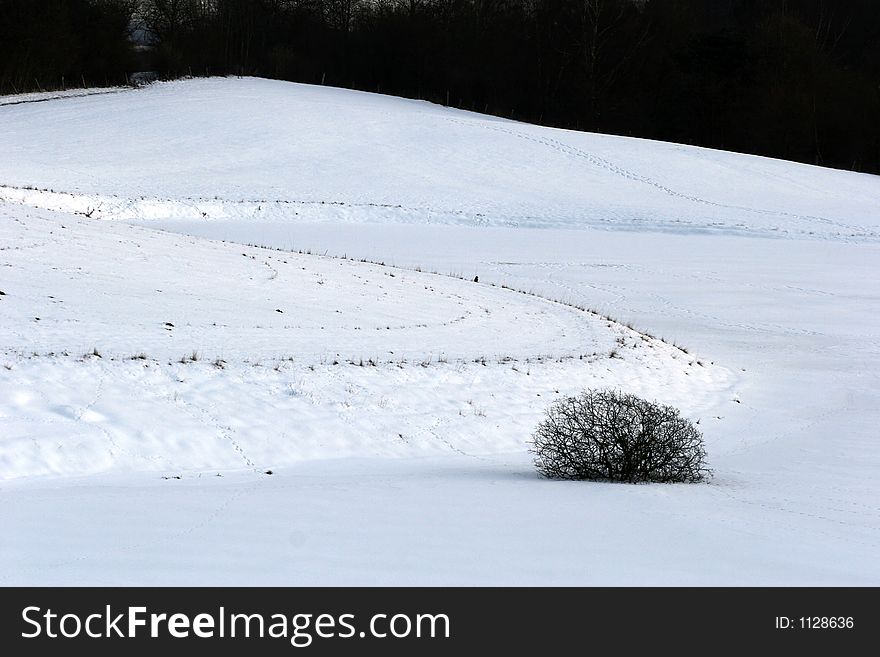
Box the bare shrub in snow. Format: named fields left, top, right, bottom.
left=532, top=389, right=709, bottom=483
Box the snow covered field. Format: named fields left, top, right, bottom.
left=2, top=78, right=879, bottom=584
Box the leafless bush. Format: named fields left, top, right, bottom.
left=532, top=389, right=709, bottom=483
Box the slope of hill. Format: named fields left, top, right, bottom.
left=1, top=77, right=878, bottom=585
left=2, top=203, right=723, bottom=480
left=1, top=77, right=878, bottom=240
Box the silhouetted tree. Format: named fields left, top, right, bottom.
left=532, top=388, right=710, bottom=483
left=0, top=0, right=135, bottom=93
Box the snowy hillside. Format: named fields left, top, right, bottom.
left=1, top=77, right=878, bottom=240
left=2, top=78, right=879, bottom=585
left=2, top=203, right=724, bottom=479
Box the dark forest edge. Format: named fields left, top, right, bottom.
left=2, top=0, right=878, bottom=174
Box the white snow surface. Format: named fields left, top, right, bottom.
left=1, top=77, right=879, bottom=585
left=1, top=77, right=879, bottom=240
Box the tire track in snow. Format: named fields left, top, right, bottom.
left=71, top=363, right=125, bottom=458
left=440, top=115, right=877, bottom=238
left=165, top=382, right=259, bottom=470
left=707, top=482, right=880, bottom=552
left=0, top=359, right=124, bottom=465
left=4, top=180, right=878, bottom=242
left=487, top=260, right=825, bottom=339
left=0, top=474, right=265, bottom=585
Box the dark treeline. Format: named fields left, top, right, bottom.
left=2, top=0, right=878, bottom=173
left=0, top=1, right=136, bottom=90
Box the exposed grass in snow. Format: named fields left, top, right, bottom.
left=1, top=204, right=727, bottom=480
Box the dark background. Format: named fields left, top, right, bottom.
left=1, top=0, right=878, bottom=174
